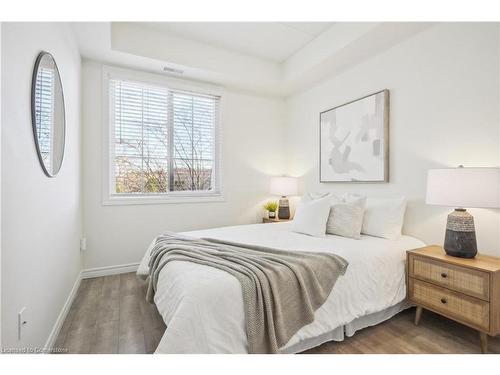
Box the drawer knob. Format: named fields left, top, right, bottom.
left=441, top=298, right=447, bottom=304
left=441, top=273, right=448, bottom=278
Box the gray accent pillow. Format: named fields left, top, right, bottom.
left=326, top=196, right=366, bottom=239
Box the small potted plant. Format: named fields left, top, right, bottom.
left=264, top=201, right=278, bottom=219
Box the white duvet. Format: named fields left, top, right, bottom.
left=137, top=222, right=425, bottom=353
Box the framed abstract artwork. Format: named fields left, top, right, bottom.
left=320, top=89, right=389, bottom=183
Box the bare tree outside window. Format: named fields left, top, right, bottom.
left=172, top=92, right=214, bottom=192
left=111, top=80, right=218, bottom=195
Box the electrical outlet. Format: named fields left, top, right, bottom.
left=18, top=307, right=27, bottom=341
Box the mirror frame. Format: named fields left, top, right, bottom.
left=31, top=51, right=66, bottom=178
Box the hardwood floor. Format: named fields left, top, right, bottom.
left=54, top=273, right=165, bottom=353
left=54, top=272, right=500, bottom=354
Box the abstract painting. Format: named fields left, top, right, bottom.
left=320, top=90, right=389, bottom=182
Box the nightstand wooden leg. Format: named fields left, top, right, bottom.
left=479, top=332, right=488, bottom=354
left=414, top=306, right=423, bottom=326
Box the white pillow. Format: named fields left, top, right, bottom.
left=326, top=196, right=366, bottom=239
left=291, top=196, right=332, bottom=237
left=349, top=196, right=407, bottom=240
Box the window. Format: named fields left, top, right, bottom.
left=105, top=70, right=222, bottom=204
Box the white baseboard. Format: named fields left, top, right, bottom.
left=81, top=262, right=139, bottom=279
left=43, top=272, right=81, bottom=351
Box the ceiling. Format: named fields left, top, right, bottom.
left=72, top=22, right=435, bottom=96
left=135, top=22, right=333, bottom=62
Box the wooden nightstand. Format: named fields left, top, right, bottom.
left=262, top=218, right=291, bottom=223
left=407, top=245, right=500, bottom=353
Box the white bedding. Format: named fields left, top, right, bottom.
left=137, top=222, right=425, bottom=353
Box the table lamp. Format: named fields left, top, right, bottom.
left=270, top=176, right=298, bottom=220
left=426, top=166, right=499, bottom=258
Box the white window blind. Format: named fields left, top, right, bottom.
left=109, top=78, right=220, bottom=197
left=34, top=67, right=55, bottom=171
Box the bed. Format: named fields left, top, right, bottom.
left=137, top=221, right=425, bottom=354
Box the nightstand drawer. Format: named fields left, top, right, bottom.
left=409, top=255, right=490, bottom=300
left=409, top=278, right=490, bottom=331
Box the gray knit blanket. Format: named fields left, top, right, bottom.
left=146, top=232, right=348, bottom=354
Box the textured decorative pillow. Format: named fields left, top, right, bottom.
left=326, top=196, right=366, bottom=239
left=290, top=196, right=332, bottom=237
left=344, top=195, right=407, bottom=240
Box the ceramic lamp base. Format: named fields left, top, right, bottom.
left=278, top=197, right=290, bottom=220
left=444, top=209, right=477, bottom=258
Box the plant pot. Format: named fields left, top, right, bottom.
left=268, top=211, right=276, bottom=219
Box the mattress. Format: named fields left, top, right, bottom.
left=137, top=222, right=425, bottom=353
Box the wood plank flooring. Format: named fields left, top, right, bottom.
left=54, top=272, right=500, bottom=354
left=54, top=273, right=165, bottom=353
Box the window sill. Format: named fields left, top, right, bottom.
left=102, top=193, right=225, bottom=206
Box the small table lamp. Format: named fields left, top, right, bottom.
left=270, top=176, right=298, bottom=220
left=426, top=166, right=499, bottom=258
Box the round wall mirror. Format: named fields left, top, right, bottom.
left=31, top=51, right=66, bottom=177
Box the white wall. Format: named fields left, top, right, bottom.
left=285, top=23, right=500, bottom=256
left=1, top=23, right=82, bottom=348
left=82, top=60, right=286, bottom=269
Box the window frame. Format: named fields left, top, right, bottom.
left=102, top=65, right=224, bottom=206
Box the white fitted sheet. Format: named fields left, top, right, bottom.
left=137, top=222, right=425, bottom=353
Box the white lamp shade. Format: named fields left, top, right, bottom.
left=426, top=167, right=500, bottom=208
left=270, top=176, right=298, bottom=197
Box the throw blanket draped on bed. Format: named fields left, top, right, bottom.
left=146, top=232, right=348, bottom=354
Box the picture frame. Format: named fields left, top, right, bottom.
left=319, top=89, right=389, bottom=183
